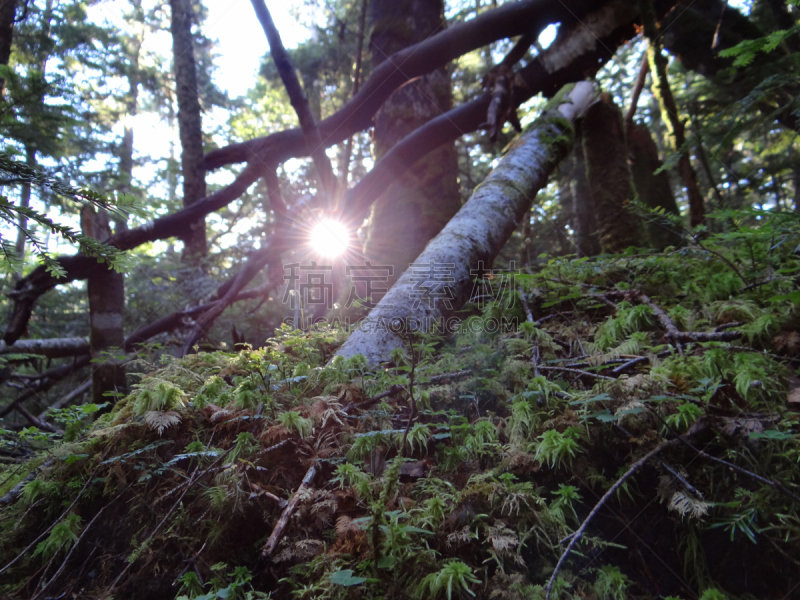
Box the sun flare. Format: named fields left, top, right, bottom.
left=310, top=219, right=349, bottom=257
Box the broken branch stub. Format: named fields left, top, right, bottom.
left=335, top=82, right=595, bottom=366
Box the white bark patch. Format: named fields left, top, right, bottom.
left=0, top=337, right=90, bottom=359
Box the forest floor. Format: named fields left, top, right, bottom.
left=1, top=210, right=799, bottom=600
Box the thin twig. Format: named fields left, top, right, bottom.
left=261, top=462, right=318, bottom=557
left=545, top=422, right=708, bottom=599
left=0, top=458, right=103, bottom=576
left=0, top=459, right=52, bottom=506
left=611, top=356, right=649, bottom=374
left=648, top=407, right=800, bottom=506
left=32, top=485, right=130, bottom=599
left=38, top=380, right=91, bottom=421
left=655, top=459, right=702, bottom=498
left=676, top=435, right=800, bottom=505
left=637, top=292, right=742, bottom=346
left=539, top=366, right=617, bottom=381
left=692, top=236, right=747, bottom=285
left=624, top=54, right=649, bottom=128
left=427, top=369, right=473, bottom=385
left=108, top=446, right=234, bottom=590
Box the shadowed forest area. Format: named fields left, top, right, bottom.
left=0, top=0, right=799, bottom=598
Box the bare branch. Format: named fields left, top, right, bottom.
left=545, top=419, right=710, bottom=599
left=250, top=0, right=337, bottom=197
left=261, top=462, right=318, bottom=558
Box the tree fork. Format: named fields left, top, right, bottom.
left=250, top=0, right=337, bottom=198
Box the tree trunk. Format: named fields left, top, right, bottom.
left=80, top=207, right=126, bottom=404
left=170, top=0, right=207, bottom=260
left=627, top=122, right=683, bottom=249
left=13, top=146, right=35, bottom=280
left=363, top=0, right=461, bottom=288
left=640, top=0, right=706, bottom=227
left=0, top=0, right=17, bottom=97
left=582, top=94, right=642, bottom=253
left=116, top=20, right=141, bottom=235
left=335, top=83, right=594, bottom=365
left=569, top=122, right=601, bottom=257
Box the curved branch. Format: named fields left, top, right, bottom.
left=200, top=0, right=592, bottom=171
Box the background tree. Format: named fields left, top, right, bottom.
left=170, top=0, right=207, bottom=260
left=362, top=0, right=461, bottom=287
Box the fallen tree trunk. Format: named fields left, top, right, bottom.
left=0, top=337, right=89, bottom=359
left=335, top=82, right=596, bottom=365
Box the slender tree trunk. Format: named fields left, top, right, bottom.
left=640, top=0, right=705, bottom=227
left=339, top=0, right=367, bottom=190
left=582, top=94, right=642, bottom=253
left=116, top=23, right=141, bottom=234
left=569, top=123, right=601, bottom=257
left=13, top=146, right=35, bottom=280
left=80, top=207, right=126, bottom=404
left=793, top=166, right=800, bottom=213
left=170, top=0, right=207, bottom=260
left=13, top=0, right=52, bottom=279
left=336, top=83, right=594, bottom=365
left=0, top=0, right=17, bottom=97
left=363, top=0, right=461, bottom=288
left=627, top=122, right=683, bottom=249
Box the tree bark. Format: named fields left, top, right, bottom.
left=170, top=0, right=207, bottom=259
left=335, top=82, right=595, bottom=365
left=639, top=0, right=705, bottom=228
left=627, top=122, right=683, bottom=249
left=363, top=0, right=461, bottom=288
left=582, top=94, right=642, bottom=253
left=0, top=0, right=17, bottom=97
left=0, top=337, right=89, bottom=359
left=80, top=207, right=126, bottom=404
left=570, top=123, right=601, bottom=257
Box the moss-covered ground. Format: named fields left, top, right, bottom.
left=1, top=210, right=799, bottom=600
